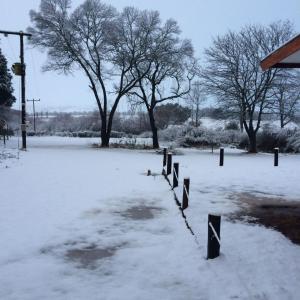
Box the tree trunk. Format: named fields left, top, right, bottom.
left=280, top=114, right=284, bottom=128
left=100, top=111, right=110, bottom=147
left=248, top=130, right=257, bottom=153
left=244, top=119, right=257, bottom=153
left=148, top=109, right=159, bottom=149
left=101, top=127, right=110, bottom=147
left=195, top=104, right=200, bottom=127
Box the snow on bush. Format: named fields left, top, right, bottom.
left=286, top=130, right=300, bottom=153
left=238, top=123, right=300, bottom=153
left=158, top=124, right=243, bottom=148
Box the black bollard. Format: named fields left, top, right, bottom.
left=274, top=148, right=279, bottom=167
left=163, top=148, right=167, bottom=167
left=182, top=178, right=190, bottom=210
left=219, top=147, right=224, bottom=166
left=167, top=153, right=172, bottom=175
left=173, top=162, right=179, bottom=188
left=207, top=214, right=221, bottom=259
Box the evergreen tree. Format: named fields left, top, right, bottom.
left=0, top=47, right=16, bottom=107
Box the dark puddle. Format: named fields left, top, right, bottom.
left=229, top=192, right=300, bottom=245
left=66, top=244, right=120, bottom=269
left=120, top=205, right=164, bottom=220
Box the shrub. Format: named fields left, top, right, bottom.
left=225, top=121, right=239, bottom=130
left=285, top=130, right=300, bottom=153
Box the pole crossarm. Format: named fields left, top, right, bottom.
left=0, top=30, right=32, bottom=37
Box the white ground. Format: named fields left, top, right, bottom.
left=1, top=137, right=300, bottom=300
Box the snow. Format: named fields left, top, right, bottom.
left=0, top=137, right=300, bottom=300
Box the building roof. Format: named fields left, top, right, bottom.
left=260, top=34, right=300, bottom=70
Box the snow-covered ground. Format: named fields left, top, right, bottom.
left=0, top=137, right=300, bottom=300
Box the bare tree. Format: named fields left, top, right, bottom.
left=129, top=19, right=196, bottom=148
left=271, top=72, right=300, bottom=128
left=28, top=0, right=156, bottom=146
left=200, top=21, right=294, bottom=152
left=187, top=81, right=206, bottom=127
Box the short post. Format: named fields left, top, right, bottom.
left=163, top=148, right=167, bottom=167
left=274, top=148, right=279, bottom=167
left=182, top=178, right=190, bottom=210
left=167, top=153, right=172, bottom=175
left=219, top=147, right=224, bottom=166
left=207, top=214, right=221, bottom=259
left=173, top=162, right=179, bottom=188
left=3, top=132, right=6, bottom=145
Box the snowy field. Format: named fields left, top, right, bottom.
left=1, top=136, right=300, bottom=300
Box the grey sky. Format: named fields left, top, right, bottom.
left=1, top=0, right=300, bottom=112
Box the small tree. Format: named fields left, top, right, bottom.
left=271, top=72, right=300, bottom=128
left=0, top=47, right=16, bottom=108
left=186, top=81, right=206, bottom=127
left=129, top=19, right=196, bottom=148
left=201, top=21, right=294, bottom=152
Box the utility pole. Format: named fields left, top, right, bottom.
left=27, top=99, right=40, bottom=132
left=0, top=30, right=32, bottom=150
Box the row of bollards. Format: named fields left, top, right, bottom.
left=219, top=147, right=280, bottom=167
left=161, top=145, right=279, bottom=259
left=163, top=147, right=280, bottom=169
left=162, top=148, right=221, bottom=259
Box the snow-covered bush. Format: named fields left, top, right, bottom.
left=219, top=129, right=243, bottom=145
left=158, top=124, right=243, bottom=148
left=77, top=131, right=101, bottom=138
left=225, top=121, right=239, bottom=130
left=158, top=125, right=187, bottom=141
left=138, top=131, right=153, bottom=138
left=285, top=130, right=300, bottom=153
left=238, top=125, right=299, bottom=152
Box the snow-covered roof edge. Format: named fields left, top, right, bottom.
left=260, top=33, right=300, bottom=70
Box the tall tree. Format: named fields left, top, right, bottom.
left=129, top=19, right=196, bottom=148
left=271, top=71, right=300, bottom=128
left=28, top=0, right=155, bottom=146
left=186, top=81, right=206, bottom=127
left=200, top=21, right=294, bottom=152
left=0, top=47, right=16, bottom=108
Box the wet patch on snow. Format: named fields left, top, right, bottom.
left=229, top=192, right=300, bottom=244
left=119, top=205, right=165, bottom=220
left=41, top=241, right=125, bottom=270
left=65, top=244, right=118, bottom=269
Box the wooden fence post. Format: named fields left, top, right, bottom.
left=207, top=214, right=221, bottom=259
left=173, top=162, right=179, bottom=188
left=219, top=147, right=224, bottom=166
left=182, top=178, right=190, bottom=210
left=274, top=148, right=279, bottom=167
left=167, top=153, right=172, bottom=175
left=163, top=148, right=167, bottom=167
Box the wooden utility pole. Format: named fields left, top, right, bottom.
left=0, top=30, right=32, bottom=150
left=27, top=99, right=40, bottom=132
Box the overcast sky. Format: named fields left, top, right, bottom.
left=1, top=0, right=300, bottom=113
